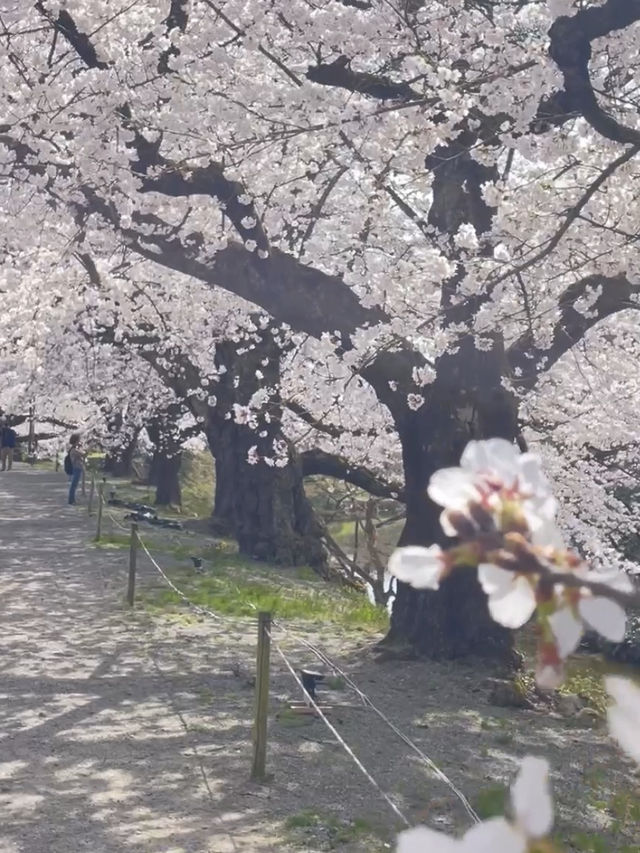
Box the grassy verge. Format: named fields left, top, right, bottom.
left=141, top=541, right=388, bottom=632
left=284, top=809, right=389, bottom=852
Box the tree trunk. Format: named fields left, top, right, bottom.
left=146, top=410, right=185, bottom=506
left=203, top=330, right=326, bottom=569
left=153, top=451, right=182, bottom=506
left=104, top=434, right=138, bottom=478
left=206, top=419, right=326, bottom=568
left=386, top=339, right=518, bottom=663
left=211, top=453, right=235, bottom=535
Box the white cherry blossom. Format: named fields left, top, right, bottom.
left=397, top=756, right=553, bottom=853
left=477, top=564, right=537, bottom=629
left=428, top=439, right=560, bottom=546
left=388, top=546, right=444, bottom=590
left=605, top=676, right=640, bottom=765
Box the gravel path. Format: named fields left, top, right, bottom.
left=0, top=466, right=277, bottom=853
left=1, top=467, right=638, bottom=853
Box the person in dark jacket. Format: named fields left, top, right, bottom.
left=0, top=420, right=17, bottom=471
left=67, top=434, right=85, bottom=505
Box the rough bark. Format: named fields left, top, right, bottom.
left=147, top=416, right=183, bottom=506
left=386, top=337, right=516, bottom=661
left=206, top=419, right=325, bottom=568
left=151, top=451, right=183, bottom=506
left=104, top=435, right=138, bottom=478
left=385, top=143, right=516, bottom=663
left=205, top=332, right=327, bottom=570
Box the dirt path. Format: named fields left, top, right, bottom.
left=0, top=466, right=285, bottom=853
left=1, top=467, right=638, bottom=853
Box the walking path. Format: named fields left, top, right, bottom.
left=0, top=466, right=276, bottom=853
left=3, top=467, right=633, bottom=853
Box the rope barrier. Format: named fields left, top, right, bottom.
left=130, top=529, right=476, bottom=827
left=137, top=534, right=227, bottom=624
left=268, top=629, right=411, bottom=829
left=272, top=620, right=480, bottom=824
left=105, top=509, right=130, bottom=532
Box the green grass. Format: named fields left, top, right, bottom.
left=179, top=451, right=214, bottom=518
left=147, top=569, right=389, bottom=631
left=474, top=784, right=508, bottom=819
left=93, top=533, right=131, bottom=550
left=558, top=662, right=608, bottom=715
left=284, top=809, right=386, bottom=851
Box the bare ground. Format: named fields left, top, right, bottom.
left=0, top=466, right=638, bottom=853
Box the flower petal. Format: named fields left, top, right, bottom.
left=397, top=825, right=461, bottom=853
left=461, top=438, right=520, bottom=482
left=605, top=676, right=640, bottom=765
left=585, top=568, right=634, bottom=594
left=478, top=564, right=514, bottom=597
left=460, top=818, right=526, bottom=853
left=517, top=453, right=550, bottom=493
left=529, top=513, right=564, bottom=549
left=485, top=575, right=537, bottom=629
left=428, top=468, right=479, bottom=509
left=388, top=546, right=443, bottom=589
left=510, top=756, right=553, bottom=839
left=548, top=607, right=583, bottom=658
left=440, top=509, right=459, bottom=538
left=579, top=597, right=626, bottom=643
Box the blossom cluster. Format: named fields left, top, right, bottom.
left=390, top=438, right=640, bottom=852
left=389, top=439, right=633, bottom=688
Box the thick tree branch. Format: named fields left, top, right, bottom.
left=508, top=273, right=640, bottom=389
left=306, top=56, right=421, bottom=101
left=549, top=1, right=640, bottom=146
left=301, top=447, right=405, bottom=502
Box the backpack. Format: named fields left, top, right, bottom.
left=63, top=453, right=73, bottom=475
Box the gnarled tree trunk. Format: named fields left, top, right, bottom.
left=146, top=409, right=184, bottom=507
left=385, top=141, right=517, bottom=663
left=205, top=331, right=326, bottom=570
left=207, top=419, right=325, bottom=567
left=387, top=340, right=517, bottom=661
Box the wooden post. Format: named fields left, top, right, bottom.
left=251, top=611, right=272, bottom=781
left=88, top=470, right=96, bottom=516
left=127, top=523, right=138, bottom=607
left=95, top=483, right=104, bottom=542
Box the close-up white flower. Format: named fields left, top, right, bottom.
left=397, top=756, right=553, bottom=853
left=477, top=564, right=537, bottom=629
left=427, top=439, right=560, bottom=546
left=388, top=545, right=445, bottom=589
left=605, top=676, right=640, bottom=764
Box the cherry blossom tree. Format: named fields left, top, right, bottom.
left=2, top=0, right=640, bottom=658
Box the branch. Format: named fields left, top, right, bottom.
left=301, top=448, right=405, bottom=502
left=486, top=143, right=640, bottom=294
left=306, top=57, right=421, bottom=101
left=285, top=398, right=389, bottom=440
left=507, top=273, right=640, bottom=389
left=548, top=1, right=640, bottom=146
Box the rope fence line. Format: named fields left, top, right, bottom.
left=133, top=530, right=411, bottom=825
left=137, top=534, right=233, bottom=625
left=268, top=628, right=411, bottom=829
left=271, top=620, right=480, bottom=825
left=112, top=516, right=476, bottom=829
left=105, top=509, right=130, bottom=532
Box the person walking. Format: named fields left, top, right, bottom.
left=67, top=434, right=85, bottom=505
left=0, top=419, right=17, bottom=471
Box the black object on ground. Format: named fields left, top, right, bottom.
left=122, top=510, right=183, bottom=530
left=300, top=669, right=325, bottom=700
left=108, top=498, right=156, bottom=514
